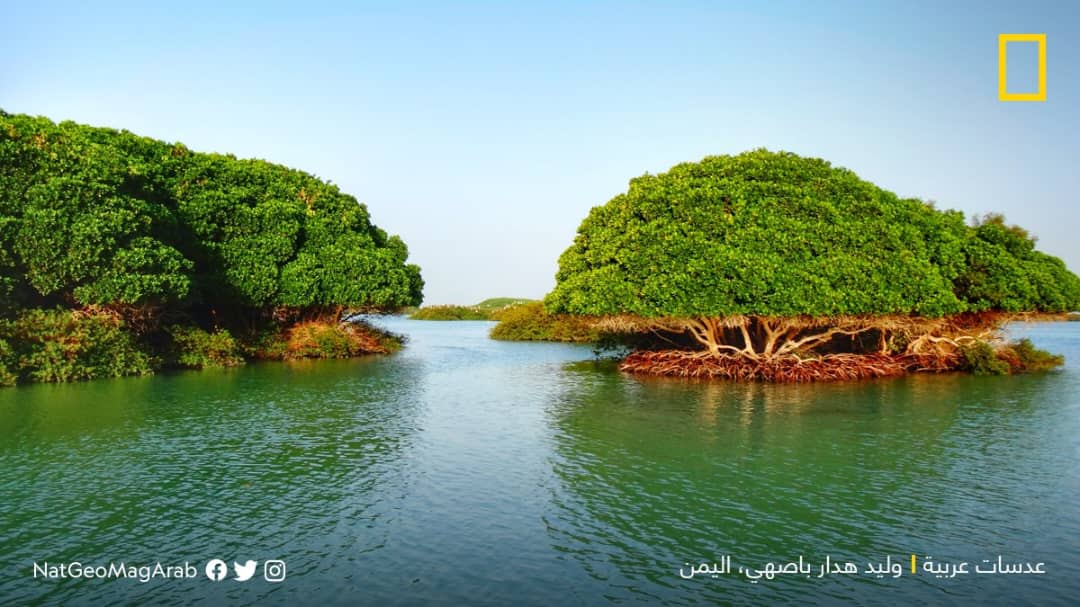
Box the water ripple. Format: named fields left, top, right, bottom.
left=0, top=319, right=1078, bottom=605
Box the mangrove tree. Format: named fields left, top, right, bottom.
left=546, top=149, right=1080, bottom=381
left=0, top=110, right=422, bottom=385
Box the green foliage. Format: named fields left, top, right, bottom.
left=407, top=299, right=539, bottom=320
left=410, top=305, right=490, bottom=320
left=489, top=302, right=601, bottom=342
left=2, top=115, right=192, bottom=307
left=0, top=110, right=423, bottom=316
left=0, top=309, right=154, bottom=383
left=173, top=154, right=424, bottom=311
left=0, top=338, right=15, bottom=387
left=305, top=325, right=356, bottom=358
left=166, top=325, right=245, bottom=368
left=257, top=320, right=402, bottom=359
left=547, top=150, right=1080, bottom=318
left=959, top=337, right=1064, bottom=376
left=244, top=325, right=291, bottom=360
left=0, top=109, right=423, bottom=385
left=281, top=322, right=358, bottom=358
left=1006, top=338, right=1064, bottom=373
left=959, top=341, right=1011, bottom=376
left=955, top=215, right=1080, bottom=313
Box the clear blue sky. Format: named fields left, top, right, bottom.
left=3, top=1, right=1078, bottom=304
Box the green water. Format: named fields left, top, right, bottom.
left=2, top=319, right=1079, bottom=606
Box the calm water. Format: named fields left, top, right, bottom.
left=1, top=319, right=1079, bottom=606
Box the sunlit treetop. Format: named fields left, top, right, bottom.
left=0, top=110, right=423, bottom=314
left=547, top=149, right=1080, bottom=318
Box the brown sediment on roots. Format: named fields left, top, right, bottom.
left=619, top=350, right=961, bottom=382
left=600, top=312, right=1023, bottom=382
left=617, top=347, right=963, bottom=380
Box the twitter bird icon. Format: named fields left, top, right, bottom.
left=233, top=560, right=257, bottom=582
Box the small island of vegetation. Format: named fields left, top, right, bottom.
left=488, top=302, right=601, bottom=343
left=407, top=298, right=534, bottom=321
left=0, top=111, right=422, bottom=386
left=407, top=298, right=600, bottom=343
left=545, top=150, right=1080, bottom=381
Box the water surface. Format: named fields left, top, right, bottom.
left=1, top=319, right=1078, bottom=605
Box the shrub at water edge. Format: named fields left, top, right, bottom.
left=0, top=309, right=154, bottom=383
left=489, top=302, right=601, bottom=342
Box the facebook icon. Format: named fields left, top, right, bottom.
left=205, top=559, right=228, bottom=582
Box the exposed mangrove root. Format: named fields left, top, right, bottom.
left=598, top=312, right=1049, bottom=382
left=619, top=350, right=961, bottom=382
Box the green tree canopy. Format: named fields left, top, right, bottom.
left=0, top=110, right=423, bottom=316
left=547, top=149, right=1080, bottom=318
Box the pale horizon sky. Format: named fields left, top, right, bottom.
left=3, top=0, right=1078, bottom=304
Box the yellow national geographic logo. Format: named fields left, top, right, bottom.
left=998, top=33, right=1046, bottom=101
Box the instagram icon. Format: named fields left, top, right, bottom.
left=263, top=560, right=286, bottom=582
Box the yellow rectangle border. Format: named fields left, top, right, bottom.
left=999, top=33, right=1046, bottom=101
